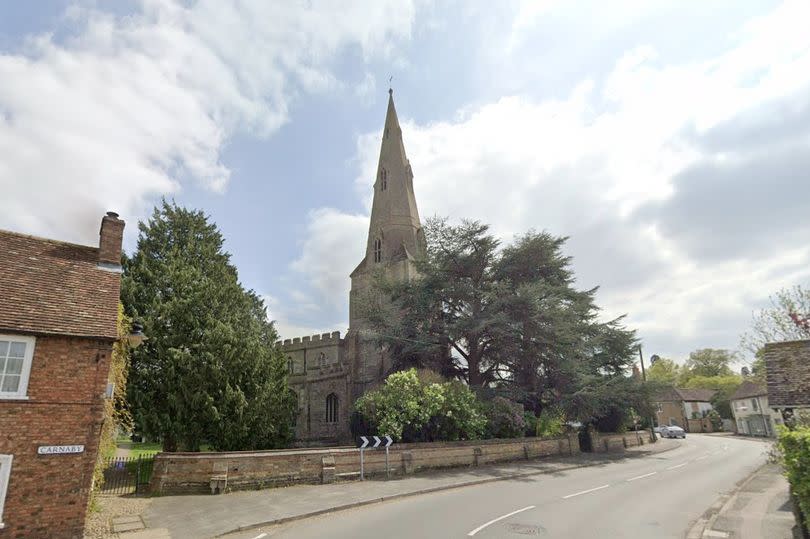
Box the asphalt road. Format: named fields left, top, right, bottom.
left=235, top=435, right=771, bottom=539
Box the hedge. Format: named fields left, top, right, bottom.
left=777, top=426, right=810, bottom=530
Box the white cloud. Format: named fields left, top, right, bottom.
left=291, top=207, right=368, bottom=309
left=0, top=0, right=419, bottom=245
left=296, top=0, right=810, bottom=359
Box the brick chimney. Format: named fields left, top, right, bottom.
left=98, top=211, right=125, bottom=266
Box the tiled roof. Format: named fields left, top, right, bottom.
left=765, top=340, right=810, bottom=407
left=654, top=387, right=716, bottom=402
left=730, top=380, right=766, bottom=401
left=674, top=388, right=716, bottom=402
left=0, top=229, right=120, bottom=339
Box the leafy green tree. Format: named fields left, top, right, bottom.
left=682, top=349, right=735, bottom=380
left=122, top=201, right=296, bottom=451
left=364, top=218, right=644, bottom=429
left=682, top=374, right=742, bottom=419
left=741, top=285, right=810, bottom=355
left=646, top=357, right=681, bottom=386
left=353, top=369, right=486, bottom=442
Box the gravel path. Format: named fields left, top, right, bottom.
left=84, top=496, right=152, bottom=539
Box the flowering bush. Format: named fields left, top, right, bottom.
left=484, top=397, right=527, bottom=439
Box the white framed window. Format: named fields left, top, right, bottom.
left=0, top=454, right=12, bottom=529
left=0, top=335, right=35, bottom=399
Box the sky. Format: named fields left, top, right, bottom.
left=1, top=0, right=808, bottom=364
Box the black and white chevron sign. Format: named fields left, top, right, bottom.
left=357, top=435, right=393, bottom=448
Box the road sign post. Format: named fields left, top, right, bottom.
left=357, top=435, right=393, bottom=480
left=359, top=436, right=369, bottom=480
left=384, top=435, right=393, bottom=479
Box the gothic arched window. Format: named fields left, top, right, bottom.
left=373, top=238, right=382, bottom=263
left=326, top=393, right=339, bottom=423
left=380, top=168, right=387, bottom=190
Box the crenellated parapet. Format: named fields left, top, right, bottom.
left=276, top=331, right=342, bottom=350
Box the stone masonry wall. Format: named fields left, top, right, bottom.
left=0, top=336, right=112, bottom=539
left=589, top=431, right=653, bottom=453
left=149, top=435, right=582, bottom=495
left=279, top=332, right=352, bottom=444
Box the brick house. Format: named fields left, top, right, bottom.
left=654, top=387, right=717, bottom=432
left=0, top=213, right=124, bottom=538
left=730, top=380, right=782, bottom=437
left=764, top=339, right=810, bottom=422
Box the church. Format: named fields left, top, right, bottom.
left=277, top=90, right=426, bottom=445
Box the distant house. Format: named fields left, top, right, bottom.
left=730, top=380, right=782, bottom=437
left=654, top=388, right=717, bottom=432
left=0, top=213, right=124, bottom=538
left=764, top=339, right=810, bottom=423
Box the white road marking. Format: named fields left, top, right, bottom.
left=467, top=506, right=535, bottom=536
left=562, top=484, right=610, bottom=499
left=667, top=462, right=688, bottom=470
left=626, top=472, right=657, bottom=482
left=251, top=533, right=268, bottom=539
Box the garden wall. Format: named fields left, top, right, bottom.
left=149, top=431, right=653, bottom=495
left=590, top=430, right=654, bottom=453
left=149, top=435, right=575, bottom=494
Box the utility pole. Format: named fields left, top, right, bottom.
left=638, top=345, right=657, bottom=442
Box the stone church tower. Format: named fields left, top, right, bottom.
left=278, top=90, right=425, bottom=445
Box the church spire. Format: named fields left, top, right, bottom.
left=350, top=89, right=425, bottom=286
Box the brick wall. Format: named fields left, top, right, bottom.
left=655, top=401, right=686, bottom=429
left=0, top=336, right=112, bottom=539
left=150, top=434, right=582, bottom=495
left=764, top=339, right=810, bottom=408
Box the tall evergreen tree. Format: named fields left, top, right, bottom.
left=364, top=217, right=649, bottom=429
left=122, top=201, right=296, bottom=451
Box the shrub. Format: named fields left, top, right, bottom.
left=429, top=380, right=486, bottom=441
left=777, top=426, right=810, bottom=529
left=523, top=412, right=539, bottom=437
left=536, top=408, right=565, bottom=438
left=484, top=397, right=526, bottom=439
left=353, top=369, right=486, bottom=442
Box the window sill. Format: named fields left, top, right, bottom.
left=0, top=395, right=29, bottom=401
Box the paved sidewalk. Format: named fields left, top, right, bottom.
left=688, top=463, right=801, bottom=539
left=141, top=439, right=676, bottom=539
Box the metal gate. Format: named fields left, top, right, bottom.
left=99, top=454, right=156, bottom=495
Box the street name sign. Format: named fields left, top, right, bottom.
left=37, top=445, right=85, bottom=455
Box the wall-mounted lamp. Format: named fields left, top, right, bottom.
left=128, top=321, right=147, bottom=348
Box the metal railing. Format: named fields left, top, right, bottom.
left=99, top=454, right=157, bottom=495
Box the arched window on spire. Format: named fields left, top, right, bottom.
left=373, top=238, right=382, bottom=263
left=325, top=393, right=339, bottom=424
left=380, top=168, right=387, bottom=190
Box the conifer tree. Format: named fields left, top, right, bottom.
left=122, top=201, right=296, bottom=451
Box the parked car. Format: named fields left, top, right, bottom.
left=661, top=426, right=686, bottom=439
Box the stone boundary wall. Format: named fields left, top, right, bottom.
left=589, top=430, right=654, bottom=453
left=149, top=431, right=654, bottom=494
left=150, top=434, right=580, bottom=495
